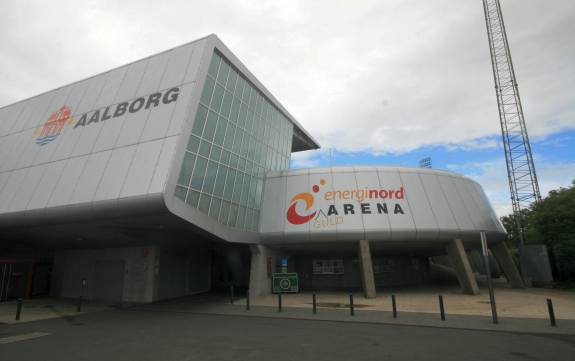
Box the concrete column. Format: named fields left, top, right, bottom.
left=491, top=242, right=524, bottom=289
left=446, top=239, right=479, bottom=295
left=358, top=239, right=377, bottom=299
left=248, top=245, right=276, bottom=297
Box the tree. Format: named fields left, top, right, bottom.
left=500, top=180, right=575, bottom=281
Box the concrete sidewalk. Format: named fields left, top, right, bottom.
left=0, top=298, right=111, bottom=325
left=132, top=297, right=575, bottom=336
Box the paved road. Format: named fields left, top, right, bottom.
left=1, top=308, right=574, bottom=361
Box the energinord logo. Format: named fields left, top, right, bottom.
left=286, top=178, right=326, bottom=225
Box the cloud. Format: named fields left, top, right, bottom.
left=447, top=155, right=575, bottom=218
left=1, top=1, right=574, bottom=155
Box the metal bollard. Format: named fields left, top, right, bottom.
left=230, top=285, right=234, bottom=305
left=438, top=295, right=446, bottom=321
left=77, top=278, right=86, bottom=312
left=392, top=294, right=397, bottom=318
left=349, top=294, right=354, bottom=316
left=547, top=298, right=556, bottom=327
left=312, top=293, right=317, bottom=314
left=246, top=290, right=250, bottom=311
left=15, top=298, right=23, bottom=320
left=278, top=293, right=282, bottom=312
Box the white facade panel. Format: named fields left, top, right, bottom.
left=27, top=160, right=68, bottom=210
left=160, top=44, right=195, bottom=89
left=148, top=136, right=178, bottom=194
left=120, top=140, right=163, bottom=198
left=357, top=169, right=391, bottom=240
left=7, top=164, right=48, bottom=212
left=283, top=171, right=310, bottom=241
left=166, top=82, right=195, bottom=137
left=0, top=169, right=30, bottom=213
left=49, top=81, right=93, bottom=162
left=378, top=168, right=415, bottom=241
left=93, top=145, right=137, bottom=202
left=47, top=156, right=89, bottom=207
left=438, top=175, right=474, bottom=231
left=69, top=151, right=112, bottom=204
left=418, top=173, right=459, bottom=238
left=400, top=171, right=439, bottom=241
left=259, top=174, right=287, bottom=239
left=0, top=102, right=24, bottom=136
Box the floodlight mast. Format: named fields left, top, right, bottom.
left=482, top=0, right=541, bottom=251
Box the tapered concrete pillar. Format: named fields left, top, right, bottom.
left=358, top=239, right=377, bottom=299
left=491, top=242, right=524, bottom=288
left=446, top=239, right=479, bottom=295
left=248, top=245, right=277, bottom=297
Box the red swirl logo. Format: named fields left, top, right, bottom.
left=286, top=178, right=326, bottom=225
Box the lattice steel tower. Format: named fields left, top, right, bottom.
left=482, top=0, right=541, bottom=247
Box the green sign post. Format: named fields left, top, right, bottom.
left=272, top=273, right=299, bottom=293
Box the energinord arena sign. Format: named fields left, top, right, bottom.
left=286, top=178, right=406, bottom=229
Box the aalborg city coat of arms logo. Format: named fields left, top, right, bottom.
left=33, top=106, right=74, bottom=145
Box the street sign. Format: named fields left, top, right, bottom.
left=272, top=273, right=299, bottom=293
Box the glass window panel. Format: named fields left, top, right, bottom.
left=234, top=77, right=245, bottom=99
left=228, top=204, right=239, bottom=227
left=237, top=208, right=246, bottom=229
left=198, top=140, right=211, bottom=158
left=217, top=61, right=230, bottom=85
left=237, top=105, right=247, bottom=129
left=219, top=201, right=231, bottom=224
left=232, top=173, right=244, bottom=204
left=175, top=185, right=187, bottom=201
left=211, top=84, right=225, bottom=113
left=229, top=98, right=240, bottom=124
left=240, top=134, right=249, bottom=157
left=232, top=130, right=243, bottom=154
left=252, top=210, right=259, bottom=230
left=224, top=124, right=236, bottom=149
left=187, top=134, right=200, bottom=153
left=191, top=105, right=208, bottom=136
left=210, top=145, right=222, bottom=162
left=229, top=153, right=238, bottom=169
left=226, top=69, right=238, bottom=92
left=202, top=161, right=218, bottom=194
left=256, top=178, right=264, bottom=206
left=190, top=156, right=207, bottom=190
left=213, top=165, right=227, bottom=197
left=202, top=111, right=218, bottom=141
left=248, top=176, right=257, bottom=208
left=243, top=83, right=251, bottom=103
left=186, top=190, right=201, bottom=208
left=245, top=209, right=253, bottom=230
left=237, top=157, right=246, bottom=172
left=200, top=76, right=215, bottom=105
left=240, top=181, right=249, bottom=206
left=220, top=150, right=231, bottom=165
left=221, top=91, right=233, bottom=119
left=208, top=54, right=221, bottom=78
left=248, top=136, right=256, bottom=159
left=209, top=197, right=221, bottom=219
left=223, top=169, right=236, bottom=201
left=198, top=193, right=211, bottom=214
left=177, top=152, right=196, bottom=186
left=213, top=117, right=227, bottom=146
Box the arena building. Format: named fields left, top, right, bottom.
left=0, top=35, right=522, bottom=303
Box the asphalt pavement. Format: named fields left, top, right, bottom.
left=1, top=306, right=574, bottom=361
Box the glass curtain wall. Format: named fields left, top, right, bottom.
left=175, top=51, right=293, bottom=231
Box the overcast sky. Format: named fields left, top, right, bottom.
left=1, top=0, right=574, bottom=216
